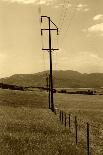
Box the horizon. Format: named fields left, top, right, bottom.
left=1, top=69, right=103, bottom=79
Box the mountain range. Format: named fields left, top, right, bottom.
left=1, top=70, right=103, bottom=88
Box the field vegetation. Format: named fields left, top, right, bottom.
left=0, top=88, right=103, bottom=154
left=0, top=89, right=85, bottom=155
left=54, top=93, right=103, bottom=155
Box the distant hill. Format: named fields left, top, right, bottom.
left=1, top=70, right=103, bottom=88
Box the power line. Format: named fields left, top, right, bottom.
left=38, top=0, right=48, bottom=88
left=54, top=34, right=59, bottom=71
left=38, top=0, right=44, bottom=49
left=59, top=0, right=70, bottom=31
left=57, top=0, right=74, bottom=46
left=62, top=0, right=78, bottom=41
left=53, top=0, right=78, bottom=70
left=61, top=0, right=74, bottom=33
left=58, top=0, right=72, bottom=34
left=59, top=0, right=79, bottom=49
left=58, top=0, right=67, bottom=28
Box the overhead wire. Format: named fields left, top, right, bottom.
left=57, top=0, right=73, bottom=49
left=54, top=33, right=59, bottom=71
left=59, top=0, right=70, bottom=31
left=58, top=0, right=67, bottom=28
left=57, top=0, right=72, bottom=33
left=38, top=0, right=48, bottom=86
left=61, top=0, right=79, bottom=44
left=59, top=0, right=79, bottom=50
left=52, top=0, right=69, bottom=70
left=50, top=0, right=63, bottom=70
left=38, top=0, right=44, bottom=50
left=51, top=22, right=59, bottom=72
left=60, top=0, right=75, bottom=35
left=52, top=0, right=79, bottom=72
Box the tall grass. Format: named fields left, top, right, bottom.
left=0, top=89, right=86, bottom=155
left=54, top=93, right=103, bottom=155
left=0, top=89, right=48, bottom=108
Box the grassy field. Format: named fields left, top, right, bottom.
left=0, top=89, right=86, bottom=155
left=54, top=93, right=103, bottom=155
left=54, top=93, right=103, bottom=122
left=1, top=89, right=103, bottom=155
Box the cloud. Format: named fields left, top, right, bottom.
left=54, top=3, right=71, bottom=9
left=88, top=23, right=103, bottom=33
left=2, top=0, right=72, bottom=8
left=83, top=21, right=103, bottom=37
left=93, top=14, right=103, bottom=21
left=55, top=51, right=103, bottom=73
left=2, top=0, right=36, bottom=4
left=2, top=0, right=53, bottom=5
left=83, top=23, right=103, bottom=37
left=77, top=4, right=87, bottom=8
left=76, top=3, right=89, bottom=12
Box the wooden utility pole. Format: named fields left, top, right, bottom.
left=41, top=16, right=59, bottom=112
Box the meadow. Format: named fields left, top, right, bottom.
left=54, top=93, right=103, bottom=155
left=0, top=89, right=103, bottom=155
left=0, top=89, right=85, bottom=155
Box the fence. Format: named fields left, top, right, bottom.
left=54, top=108, right=103, bottom=155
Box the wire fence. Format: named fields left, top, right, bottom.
left=54, top=108, right=103, bottom=155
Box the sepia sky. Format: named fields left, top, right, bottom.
left=0, top=0, right=103, bottom=77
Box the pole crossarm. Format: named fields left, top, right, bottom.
left=41, top=29, right=58, bottom=30
left=41, top=16, right=59, bottom=35
left=41, top=28, right=58, bottom=35
left=42, top=48, right=59, bottom=51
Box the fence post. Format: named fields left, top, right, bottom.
left=54, top=108, right=56, bottom=115
left=62, top=111, right=63, bottom=124
left=60, top=110, right=61, bottom=122
left=69, top=114, right=71, bottom=129
left=75, top=116, right=78, bottom=145
left=65, top=113, right=66, bottom=127
left=87, top=123, right=90, bottom=155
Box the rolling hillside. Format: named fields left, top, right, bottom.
left=1, top=70, right=103, bottom=88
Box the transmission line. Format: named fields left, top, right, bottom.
left=58, top=0, right=67, bottom=28
left=59, top=0, right=78, bottom=49
left=59, top=0, right=70, bottom=31
left=57, top=0, right=73, bottom=44
left=62, top=0, right=78, bottom=41
left=38, top=0, right=48, bottom=88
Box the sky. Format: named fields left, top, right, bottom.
left=0, top=0, right=103, bottom=77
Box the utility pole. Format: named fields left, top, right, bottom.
left=41, top=16, right=59, bottom=112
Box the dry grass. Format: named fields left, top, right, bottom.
left=0, top=89, right=86, bottom=155
left=1, top=89, right=103, bottom=154
left=54, top=93, right=103, bottom=155
left=0, top=89, right=48, bottom=108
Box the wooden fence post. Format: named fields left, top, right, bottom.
left=87, top=123, right=90, bottom=155
left=60, top=110, right=61, bottom=122
left=54, top=108, right=56, bottom=115
left=62, top=111, right=63, bottom=124
left=69, top=114, right=71, bottom=129
left=65, top=113, right=66, bottom=127
left=75, top=116, right=78, bottom=145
